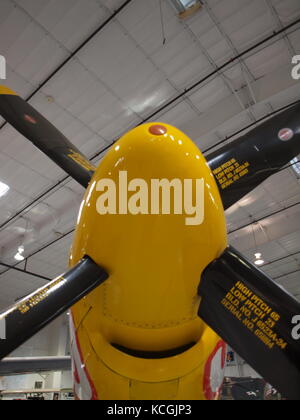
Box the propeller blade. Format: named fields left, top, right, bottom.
left=206, top=103, right=300, bottom=209
left=198, top=246, right=300, bottom=400
left=0, top=256, right=108, bottom=360
left=0, top=86, right=96, bottom=188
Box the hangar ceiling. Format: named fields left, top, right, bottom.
left=0, top=0, right=299, bottom=308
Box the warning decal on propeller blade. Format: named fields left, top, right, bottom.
left=17, top=276, right=65, bottom=315
left=212, top=158, right=250, bottom=190
left=68, top=150, right=96, bottom=173
left=221, top=281, right=288, bottom=351
left=24, top=114, right=37, bottom=125
left=278, top=128, right=294, bottom=142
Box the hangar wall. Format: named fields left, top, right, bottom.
left=0, top=315, right=72, bottom=393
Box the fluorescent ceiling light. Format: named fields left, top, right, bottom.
left=14, top=252, right=25, bottom=262
left=291, top=157, right=300, bottom=178
left=254, top=253, right=264, bottom=266
left=170, top=0, right=201, bottom=13
left=18, top=246, right=25, bottom=254
left=15, top=245, right=25, bottom=262
left=0, top=181, right=9, bottom=198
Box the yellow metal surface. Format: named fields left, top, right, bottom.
left=70, top=123, right=227, bottom=399
left=0, top=85, right=18, bottom=96
left=74, top=320, right=222, bottom=400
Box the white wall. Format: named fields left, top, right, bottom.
left=225, top=350, right=262, bottom=379
left=0, top=313, right=72, bottom=392
left=225, top=363, right=262, bottom=379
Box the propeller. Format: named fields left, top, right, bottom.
left=1, top=83, right=300, bottom=400
left=206, top=103, right=300, bottom=209
left=0, top=85, right=96, bottom=188
left=198, top=246, right=300, bottom=400
left=0, top=256, right=108, bottom=360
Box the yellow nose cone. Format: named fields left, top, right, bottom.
left=71, top=123, right=227, bottom=352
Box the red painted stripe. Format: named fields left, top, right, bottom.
left=203, top=340, right=226, bottom=400
left=70, top=315, right=98, bottom=400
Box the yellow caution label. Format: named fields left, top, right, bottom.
left=68, top=150, right=96, bottom=172
left=17, top=277, right=65, bottom=315
left=221, top=281, right=287, bottom=351
left=213, top=158, right=250, bottom=190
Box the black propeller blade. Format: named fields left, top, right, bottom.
left=206, top=103, right=300, bottom=210
left=0, top=85, right=96, bottom=188
left=0, top=256, right=108, bottom=360
left=198, top=246, right=300, bottom=400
